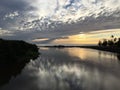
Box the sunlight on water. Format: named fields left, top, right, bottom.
left=66, top=48, right=119, bottom=68
left=1, top=48, right=120, bottom=90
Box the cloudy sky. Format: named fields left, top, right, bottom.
left=0, top=0, right=120, bottom=45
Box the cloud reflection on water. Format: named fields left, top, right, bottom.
left=1, top=48, right=120, bottom=90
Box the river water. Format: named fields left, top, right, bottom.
left=1, top=47, right=120, bottom=90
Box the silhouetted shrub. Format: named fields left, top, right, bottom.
left=0, top=38, right=39, bottom=86
left=0, top=39, right=39, bottom=64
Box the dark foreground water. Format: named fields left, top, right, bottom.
left=0, top=47, right=120, bottom=90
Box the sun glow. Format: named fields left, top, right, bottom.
left=78, top=34, right=86, bottom=39
left=52, top=33, right=98, bottom=45
left=52, top=29, right=120, bottom=45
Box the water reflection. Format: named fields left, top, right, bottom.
left=0, top=60, right=33, bottom=87
left=117, top=54, right=120, bottom=60
left=1, top=47, right=120, bottom=90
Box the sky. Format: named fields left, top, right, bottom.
left=0, top=0, right=120, bottom=45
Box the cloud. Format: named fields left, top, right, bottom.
left=4, top=11, right=19, bottom=19
left=0, top=0, right=120, bottom=42
left=0, top=0, right=35, bottom=30
left=0, top=28, right=13, bottom=36
left=0, top=0, right=27, bottom=11
left=21, top=0, right=120, bottom=32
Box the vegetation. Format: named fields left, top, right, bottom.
left=0, top=38, right=39, bottom=64
left=98, top=35, right=120, bottom=47
left=0, top=38, right=39, bottom=86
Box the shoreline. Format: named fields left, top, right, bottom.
left=0, top=38, right=39, bottom=86
left=0, top=39, right=39, bottom=64
left=39, top=45, right=120, bottom=54
left=79, top=46, right=120, bottom=54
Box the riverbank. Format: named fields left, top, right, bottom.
left=41, top=45, right=120, bottom=54
left=0, top=38, right=39, bottom=86
left=0, top=38, right=39, bottom=64
left=79, top=46, right=120, bottom=54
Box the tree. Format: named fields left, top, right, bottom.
left=108, top=40, right=114, bottom=46
left=98, top=35, right=120, bottom=47
left=98, top=40, right=102, bottom=46
left=116, top=38, right=120, bottom=47
left=102, top=39, right=108, bottom=46
left=111, top=35, right=114, bottom=38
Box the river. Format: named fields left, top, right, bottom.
left=1, top=47, right=120, bottom=90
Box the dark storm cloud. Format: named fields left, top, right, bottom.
left=0, top=0, right=32, bottom=12
left=0, top=0, right=35, bottom=29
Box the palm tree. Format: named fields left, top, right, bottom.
left=102, top=39, right=108, bottom=46
left=98, top=35, right=120, bottom=47
left=108, top=40, right=114, bottom=46
left=98, top=40, right=102, bottom=46
left=111, top=35, right=114, bottom=39
left=116, top=38, right=120, bottom=47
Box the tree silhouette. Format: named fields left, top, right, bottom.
left=108, top=40, right=114, bottom=46
left=102, top=39, right=108, bottom=46
left=98, top=40, right=102, bottom=46
left=116, top=38, right=120, bottom=47
left=98, top=35, right=120, bottom=47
